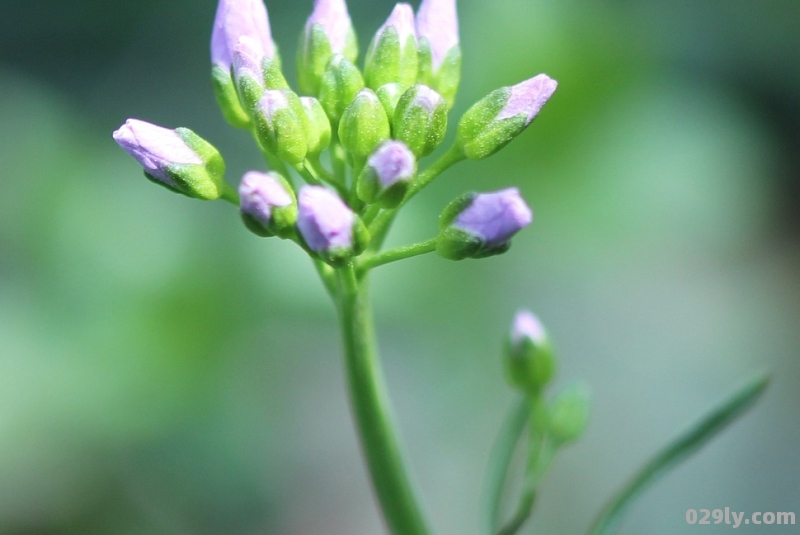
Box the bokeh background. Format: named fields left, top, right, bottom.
left=1, top=0, right=799, bottom=533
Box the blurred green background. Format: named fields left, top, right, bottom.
left=1, top=0, right=799, bottom=533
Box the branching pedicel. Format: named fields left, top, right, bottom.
left=113, top=1, right=769, bottom=534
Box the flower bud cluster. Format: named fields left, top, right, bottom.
left=113, top=0, right=560, bottom=267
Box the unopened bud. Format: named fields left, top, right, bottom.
left=239, top=171, right=297, bottom=238
left=436, top=188, right=532, bottom=260
left=364, top=3, right=418, bottom=90
left=297, top=0, right=358, bottom=95
left=357, top=140, right=416, bottom=208
left=254, top=90, right=310, bottom=165
left=456, top=74, right=557, bottom=160
left=296, top=186, right=370, bottom=265
left=504, top=310, right=556, bottom=394
left=548, top=384, right=590, bottom=444
left=113, top=119, right=227, bottom=200
left=318, top=54, right=365, bottom=126
left=211, top=0, right=280, bottom=128
left=416, top=0, right=461, bottom=107
left=393, top=84, right=447, bottom=158
left=338, top=88, right=391, bottom=161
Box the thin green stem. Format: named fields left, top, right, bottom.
left=368, top=145, right=465, bottom=252
left=336, top=264, right=432, bottom=535
left=482, top=397, right=530, bottom=535
left=331, top=139, right=348, bottom=186
left=363, top=204, right=382, bottom=225
left=586, top=374, right=770, bottom=535
left=357, top=238, right=437, bottom=274
left=219, top=182, right=239, bottom=205
left=293, top=162, right=323, bottom=186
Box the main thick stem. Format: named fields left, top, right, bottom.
left=336, top=266, right=431, bottom=535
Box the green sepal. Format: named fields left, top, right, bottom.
left=301, top=97, right=332, bottom=156
left=160, top=128, right=227, bottom=200
left=338, top=89, right=391, bottom=161
left=376, top=83, right=403, bottom=130
left=254, top=90, right=310, bottom=165
left=433, top=46, right=462, bottom=109
left=393, top=84, right=448, bottom=158
left=298, top=24, right=359, bottom=96
left=319, top=55, right=365, bottom=127
left=416, top=42, right=461, bottom=110
left=263, top=55, right=289, bottom=90
left=211, top=65, right=250, bottom=129
left=364, top=27, right=418, bottom=90
left=457, top=87, right=532, bottom=160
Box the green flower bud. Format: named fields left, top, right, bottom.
left=364, top=3, right=419, bottom=90
left=300, top=96, right=332, bottom=156
left=254, top=89, right=310, bottom=165
left=318, top=54, right=365, bottom=127
left=376, top=83, right=403, bottom=124
left=504, top=310, right=556, bottom=395
left=456, top=74, right=557, bottom=160
left=297, top=0, right=359, bottom=95
left=393, top=84, right=447, bottom=158
left=338, top=88, right=391, bottom=162
left=239, top=171, right=297, bottom=239
left=548, top=383, right=591, bottom=445
left=113, top=119, right=228, bottom=200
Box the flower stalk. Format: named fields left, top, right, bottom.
left=336, top=265, right=432, bottom=535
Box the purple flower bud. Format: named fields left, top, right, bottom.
left=258, top=89, right=291, bottom=121
left=357, top=140, right=416, bottom=207
left=297, top=186, right=355, bottom=253
left=511, top=310, right=547, bottom=347
left=239, top=171, right=293, bottom=224
left=497, top=74, right=558, bottom=126
left=416, top=0, right=459, bottom=73
left=377, top=3, right=417, bottom=46
left=239, top=171, right=297, bottom=238
left=454, top=188, right=532, bottom=248
left=368, top=141, right=415, bottom=189
left=211, top=0, right=276, bottom=72
left=113, top=119, right=203, bottom=188
left=305, top=0, right=355, bottom=55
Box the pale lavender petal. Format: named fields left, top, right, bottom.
left=368, top=141, right=415, bottom=188
left=297, top=186, right=354, bottom=252
left=306, top=0, right=354, bottom=54
left=113, top=119, right=201, bottom=186
left=409, top=84, right=443, bottom=112
left=232, top=36, right=265, bottom=86
left=416, top=0, right=458, bottom=71
left=239, top=171, right=293, bottom=224
left=497, top=74, right=558, bottom=125
left=211, top=0, right=275, bottom=70
left=511, top=310, right=547, bottom=345
left=377, top=3, right=416, bottom=45
left=454, top=188, right=532, bottom=248
left=257, top=90, right=290, bottom=121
